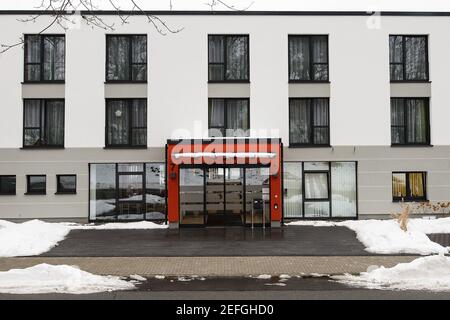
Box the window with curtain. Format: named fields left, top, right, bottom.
left=283, top=161, right=357, bottom=219
left=289, top=35, right=328, bottom=81
left=391, top=98, right=430, bottom=145
left=208, top=98, right=249, bottom=137
left=289, top=98, right=329, bottom=146
left=208, top=35, right=249, bottom=82
left=392, top=172, right=426, bottom=202
left=24, top=35, right=65, bottom=82
left=106, top=35, right=147, bottom=82
left=23, top=99, right=65, bottom=148
left=389, top=35, right=428, bottom=81
left=106, top=99, right=147, bottom=147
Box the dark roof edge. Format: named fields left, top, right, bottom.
left=1, top=10, right=450, bottom=16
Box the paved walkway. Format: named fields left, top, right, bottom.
left=41, top=226, right=372, bottom=257
left=0, top=256, right=418, bottom=276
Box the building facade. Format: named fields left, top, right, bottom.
left=0, top=11, right=449, bottom=227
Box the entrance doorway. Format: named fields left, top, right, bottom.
left=179, top=166, right=271, bottom=227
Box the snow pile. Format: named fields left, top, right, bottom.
left=333, top=255, right=450, bottom=292
left=288, top=218, right=449, bottom=255
left=0, top=220, right=74, bottom=258
left=0, top=264, right=136, bottom=294
left=0, top=219, right=168, bottom=257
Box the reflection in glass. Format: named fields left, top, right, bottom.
left=90, top=164, right=117, bottom=220
left=180, top=168, right=204, bottom=225
left=305, top=173, right=328, bottom=199
left=304, top=202, right=330, bottom=218
left=245, top=167, right=270, bottom=225
left=145, top=163, right=166, bottom=220
left=283, top=162, right=302, bottom=218
left=331, top=162, right=357, bottom=217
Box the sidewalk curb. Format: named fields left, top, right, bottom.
left=0, top=256, right=420, bottom=277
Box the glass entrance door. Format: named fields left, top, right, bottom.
left=245, top=167, right=271, bottom=226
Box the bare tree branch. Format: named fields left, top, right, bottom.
left=1, top=0, right=252, bottom=53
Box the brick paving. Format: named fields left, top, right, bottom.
left=0, top=256, right=418, bottom=276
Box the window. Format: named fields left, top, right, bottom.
left=26, top=175, right=46, bottom=195
left=0, top=176, right=16, bottom=195
left=391, top=98, right=430, bottom=145
left=289, top=98, right=329, bottom=146
left=283, top=161, right=357, bottom=219
left=105, top=99, right=147, bottom=148
left=208, top=35, right=249, bottom=82
left=106, top=35, right=147, bottom=82
left=389, top=35, right=429, bottom=81
left=89, top=163, right=166, bottom=221
left=289, top=35, right=329, bottom=81
left=56, top=175, right=76, bottom=194
left=208, top=98, right=249, bottom=137
left=23, top=99, right=65, bottom=148
left=24, top=35, right=65, bottom=82
left=392, top=172, right=426, bottom=202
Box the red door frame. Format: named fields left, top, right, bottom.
left=166, top=138, right=283, bottom=226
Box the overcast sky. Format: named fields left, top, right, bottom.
left=1, top=0, right=449, bottom=12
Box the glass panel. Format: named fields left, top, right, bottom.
left=118, top=163, right=144, bottom=172
left=283, top=162, right=303, bottom=218
left=25, top=35, right=41, bottom=81
left=331, top=162, right=357, bottom=217
left=25, top=65, right=41, bottom=82
left=45, top=100, right=64, bottom=146
left=0, top=176, right=16, bottom=194
left=409, top=173, right=425, bottom=199
left=304, top=202, right=330, bottom=218
left=304, top=172, right=328, bottom=199
left=145, top=163, right=166, bottom=220
left=206, top=168, right=224, bottom=222
left=406, top=99, right=428, bottom=144
left=89, top=164, right=117, bottom=220
left=289, top=36, right=310, bottom=80
left=226, top=99, right=249, bottom=136
left=57, top=175, right=76, bottom=193
left=311, top=36, right=328, bottom=80
left=392, top=173, right=407, bottom=199
left=43, top=36, right=65, bottom=81
left=131, top=100, right=147, bottom=146
left=289, top=99, right=311, bottom=144
left=209, top=65, right=224, bottom=81
left=389, top=36, right=403, bottom=64
left=245, top=167, right=270, bottom=225
left=208, top=35, right=224, bottom=81
left=405, top=36, right=427, bottom=81
left=226, top=36, right=248, bottom=80
left=131, top=36, right=147, bottom=81
left=106, top=100, right=130, bottom=145
left=180, top=168, right=204, bottom=225
left=132, top=65, right=147, bottom=82
left=118, top=175, right=143, bottom=201
left=28, top=176, right=46, bottom=194
left=224, top=168, right=244, bottom=224
left=24, top=129, right=40, bottom=147
left=312, top=64, right=328, bottom=81
left=304, top=162, right=329, bottom=171
left=107, top=36, right=130, bottom=81
left=209, top=99, right=225, bottom=128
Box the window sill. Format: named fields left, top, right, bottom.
left=391, top=144, right=433, bottom=148
left=289, top=144, right=332, bottom=148
left=25, top=192, right=46, bottom=196
left=22, top=81, right=65, bottom=84
left=21, top=147, right=65, bottom=150
left=103, top=146, right=148, bottom=150
left=289, top=80, right=330, bottom=84
left=390, top=80, right=431, bottom=84
left=208, top=80, right=250, bottom=84
left=104, top=81, right=148, bottom=84
left=0, top=193, right=16, bottom=196
left=55, top=192, right=76, bottom=195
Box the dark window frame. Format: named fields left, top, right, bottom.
left=390, top=97, right=431, bottom=146
left=208, top=34, right=250, bottom=83
left=389, top=34, right=429, bottom=82
left=56, top=174, right=77, bottom=195
left=22, top=99, right=65, bottom=149
left=288, top=35, right=330, bottom=83
left=26, top=174, right=46, bottom=195
left=392, top=171, right=427, bottom=202
left=289, top=98, right=330, bottom=147
left=23, top=34, right=66, bottom=83
left=208, top=98, right=250, bottom=137
left=0, top=175, right=16, bottom=195
left=105, top=34, right=148, bottom=83
left=105, top=98, right=148, bottom=149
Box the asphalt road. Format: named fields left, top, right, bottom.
left=1, top=277, right=449, bottom=300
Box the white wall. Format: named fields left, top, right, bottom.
left=1, top=14, right=450, bottom=148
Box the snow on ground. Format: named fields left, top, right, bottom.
left=0, top=264, right=137, bottom=294
left=332, top=254, right=450, bottom=292
left=288, top=218, right=450, bottom=255
left=0, top=219, right=167, bottom=257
